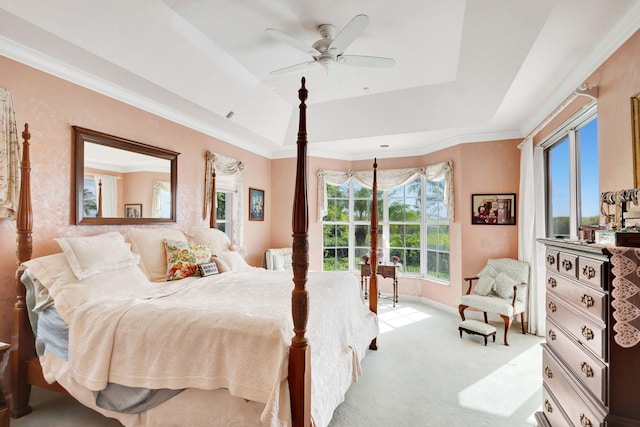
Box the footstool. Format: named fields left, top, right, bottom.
left=458, top=319, right=496, bottom=346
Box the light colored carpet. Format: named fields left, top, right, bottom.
left=10, top=300, right=542, bottom=426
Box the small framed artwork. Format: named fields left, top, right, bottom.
left=471, top=194, right=516, bottom=225
left=124, top=203, right=142, bottom=218
left=249, top=188, right=264, bottom=221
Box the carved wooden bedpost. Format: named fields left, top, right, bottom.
left=289, top=77, right=311, bottom=427
left=96, top=179, right=103, bottom=218
left=11, top=124, right=33, bottom=417
left=369, top=158, right=379, bottom=350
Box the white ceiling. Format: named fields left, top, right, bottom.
left=1, top=0, right=639, bottom=160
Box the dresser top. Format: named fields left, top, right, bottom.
left=537, top=238, right=612, bottom=256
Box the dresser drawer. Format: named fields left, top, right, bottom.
left=558, top=252, right=578, bottom=279
left=577, top=256, right=606, bottom=291
left=546, top=293, right=606, bottom=360
left=541, top=384, right=572, bottom=427
left=546, top=272, right=606, bottom=323
left=546, top=318, right=607, bottom=404
left=545, top=248, right=559, bottom=272
left=543, top=346, right=607, bottom=427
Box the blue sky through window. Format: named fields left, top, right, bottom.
left=549, top=117, right=599, bottom=220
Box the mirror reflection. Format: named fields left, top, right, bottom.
left=74, top=127, right=179, bottom=225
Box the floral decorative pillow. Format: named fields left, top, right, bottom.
left=164, top=239, right=212, bottom=281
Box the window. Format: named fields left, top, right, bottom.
left=544, top=105, right=598, bottom=238
left=215, top=191, right=233, bottom=238
left=83, top=178, right=97, bottom=217
left=322, top=176, right=449, bottom=280
left=159, top=188, right=172, bottom=218
left=425, top=179, right=450, bottom=279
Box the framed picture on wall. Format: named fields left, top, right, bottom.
left=124, top=203, right=142, bottom=218
left=471, top=194, right=516, bottom=225
left=249, top=188, right=264, bottom=221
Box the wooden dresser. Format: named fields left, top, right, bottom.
left=536, top=239, right=640, bottom=427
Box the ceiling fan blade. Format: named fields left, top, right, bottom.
left=329, top=14, right=369, bottom=53
left=338, top=55, right=396, bottom=68
left=269, top=60, right=320, bottom=76
left=265, top=28, right=318, bottom=56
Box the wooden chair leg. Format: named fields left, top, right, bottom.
left=483, top=312, right=488, bottom=323
left=520, top=312, right=526, bottom=334
left=458, top=305, right=468, bottom=321
left=500, top=315, right=511, bottom=346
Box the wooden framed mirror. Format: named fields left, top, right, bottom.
left=74, top=126, right=179, bottom=225
left=633, top=92, right=640, bottom=187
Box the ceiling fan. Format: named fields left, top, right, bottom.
left=265, top=14, right=396, bottom=76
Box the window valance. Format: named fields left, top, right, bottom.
left=316, top=160, right=454, bottom=222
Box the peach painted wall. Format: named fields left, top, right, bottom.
left=0, top=56, right=272, bottom=343
left=122, top=171, right=171, bottom=216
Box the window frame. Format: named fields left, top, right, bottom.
left=542, top=102, right=598, bottom=239
left=322, top=176, right=450, bottom=281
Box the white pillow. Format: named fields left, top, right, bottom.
left=474, top=275, right=494, bottom=296
left=126, top=228, right=188, bottom=282
left=23, top=252, right=76, bottom=296
left=56, top=232, right=139, bottom=280
left=183, top=227, right=232, bottom=256
left=25, top=270, right=54, bottom=313
left=494, top=272, right=517, bottom=299
left=217, top=250, right=252, bottom=272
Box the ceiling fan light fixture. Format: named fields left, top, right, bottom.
left=266, top=14, right=395, bottom=76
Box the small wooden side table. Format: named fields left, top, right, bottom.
left=0, top=342, right=10, bottom=427
left=360, top=263, right=399, bottom=307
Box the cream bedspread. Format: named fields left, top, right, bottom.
left=40, top=266, right=378, bottom=426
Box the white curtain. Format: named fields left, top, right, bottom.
left=317, top=161, right=454, bottom=222
left=151, top=180, right=170, bottom=218
left=518, top=138, right=546, bottom=336
left=204, top=151, right=245, bottom=250
left=93, top=174, right=118, bottom=217
left=0, top=88, right=21, bottom=219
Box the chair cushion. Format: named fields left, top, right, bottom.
left=460, top=294, right=525, bottom=317
left=459, top=319, right=496, bottom=335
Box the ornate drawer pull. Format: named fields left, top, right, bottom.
left=581, top=325, right=594, bottom=340
left=544, top=366, right=553, bottom=378
left=544, top=399, right=553, bottom=413
left=561, top=259, right=573, bottom=271
left=548, top=302, right=556, bottom=312
left=582, top=265, right=596, bottom=279
left=581, top=294, right=594, bottom=308
left=546, top=254, right=556, bottom=266
left=548, top=329, right=556, bottom=340
left=581, top=362, right=594, bottom=378
left=580, top=413, right=592, bottom=427
left=548, top=277, right=557, bottom=288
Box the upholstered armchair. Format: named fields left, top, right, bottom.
left=458, top=258, right=529, bottom=346
left=264, top=248, right=293, bottom=271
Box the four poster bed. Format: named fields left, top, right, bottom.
left=10, top=79, right=381, bottom=426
